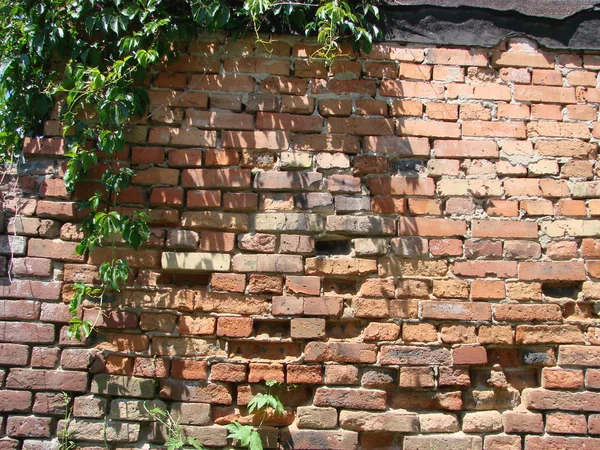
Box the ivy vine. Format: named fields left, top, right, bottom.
left=0, top=0, right=381, bottom=339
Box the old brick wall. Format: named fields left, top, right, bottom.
left=2, top=35, right=600, bottom=449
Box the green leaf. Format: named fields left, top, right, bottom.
left=226, top=422, right=255, bottom=446
left=122, top=213, right=150, bottom=250
left=188, top=437, right=204, bottom=449
left=0, top=57, right=14, bottom=79
left=248, top=430, right=264, bottom=450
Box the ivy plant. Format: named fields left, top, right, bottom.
left=0, top=0, right=381, bottom=339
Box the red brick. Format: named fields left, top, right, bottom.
left=225, top=57, right=289, bottom=75
left=542, top=368, right=584, bottom=389
left=426, top=48, right=488, bottom=66
left=133, top=167, right=179, bottom=185
left=547, top=412, right=588, bottom=435
left=222, top=130, right=289, bottom=150
left=198, top=231, right=235, bottom=252
left=447, top=83, right=511, bottom=101
left=398, top=119, right=460, bottom=138
left=304, top=297, right=343, bottom=317
left=452, top=346, right=487, bottom=365
left=257, top=112, right=323, bottom=133
left=23, top=137, right=65, bottom=155
left=189, top=73, right=254, bottom=92
left=463, top=121, right=526, bottom=138
left=367, top=177, right=434, bottom=196
left=149, top=187, right=183, bottom=207
left=168, top=149, right=203, bottom=167
left=390, top=391, right=462, bottom=411
left=216, top=317, right=253, bottom=337
left=399, top=217, right=466, bottom=237
left=503, top=411, right=544, bottom=434
left=6, top=416, right=51, bottom=438
left=171, top=359, right=208, bottom=380
left=422, top=301, right=491, bottom=321
left=381, top=80, right=445, bottom=99
left=248, top=362, right=284, bottom=383
left=131, top=146, right=164, bottom=165
left=286, top=365, right=323, bottom=384
left=286, top=276, right=320, bottom=296
left=399, top=62, right=432, bottom=80
left=314, top=387, right=386, bottom=410
left=433, top=140, right=498, bottom=158
left=6, top=369, right=88, bottom=392
left=471, top=280, right=505, bottom=299
left=525, top=436, right=600, bottom=449
left=472, top=220, right=538, bottom=238
left=182, top=168, right=251, bottom=188
left=429, top=239, right=463, bottom=256
left=516, top=325, right=584, bottom=344
left=35, top=201, right=76, bottom=220
left=0, top=321, right=54, bottom=344
left=210, top=363, right=247, bottom=383
left=452, top=261, right=517, bottom=278
left=187, top=190, right=221, bottom=208
left=495, top=304, right=562, bottom=322
left=519, top=261, right=586, bottom=281
left=305, top=342, right=377, bottom=364
left=328, top=117, right=394, bottom=135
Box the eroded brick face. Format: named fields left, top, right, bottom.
left=6, top=36, right=600, bottom=448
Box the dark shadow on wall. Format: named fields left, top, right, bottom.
left=381, top=5, right=600, bottom=50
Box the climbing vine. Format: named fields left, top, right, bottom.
left=0, top=0, right=381, bottom=338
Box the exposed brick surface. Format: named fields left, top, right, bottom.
left=9, top=35, right=600, bottom=449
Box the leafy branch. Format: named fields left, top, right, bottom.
left=0, top=0, right=381, bottom=340
left=225, top=380, right=286, bottom=450
left=146, top=406, right=204, bottom=450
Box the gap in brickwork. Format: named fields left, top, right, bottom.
left=315, top=238, right=351, bottom=255
left=541, top=282, right=582, bottom=300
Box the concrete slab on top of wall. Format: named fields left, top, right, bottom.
left=381, top=1, right=600, bottom=50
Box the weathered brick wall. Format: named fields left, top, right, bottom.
left=2, top=35, right=600, bottom=449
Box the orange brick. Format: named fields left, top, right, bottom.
left=497, top=103, right=530, bottom=120
left=532, top=69, right=562, bottom=86
left=531, top=104, right=562, bottom=120
left=446, top=83, right=511, bottom=101
left=399, top=63, right=432, bottom=80
left=398, top=119, right=460, bottom=138
left=426, top=103, right=458, bottom=120
left=471, top=280, right=505, bottom=299
left=426, top=48, right=488, bottom=66
left=462, top=121, right=526, bottom=138
left=217, top=317, right=253, bottom=337
left=567, top=70, right=597, bottom=87
left=380, top=80, right=445, bottom=99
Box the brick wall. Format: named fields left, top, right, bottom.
left=2, top=35, right=600, bottom=449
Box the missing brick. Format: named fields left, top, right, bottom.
left=253, top=319, right=290, bottom=339
left=542, top=282, right=582, bottom=300
left=170, top=273, right=210, bottom=288
left=315, top=239, right=350, bottom=255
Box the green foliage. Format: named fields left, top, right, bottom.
left=225, top=422, right=264, bottom=450
left=247, top=391, right=285, bottom=415
left=0, top=0, right=381, bottom=340
left=306, top=0, right=380, bottom=59
left=226, top=380, right=286, bottom=450
left=147, top=406, right=204, bottom=450
left=58, top=393, right=76, bottom=450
